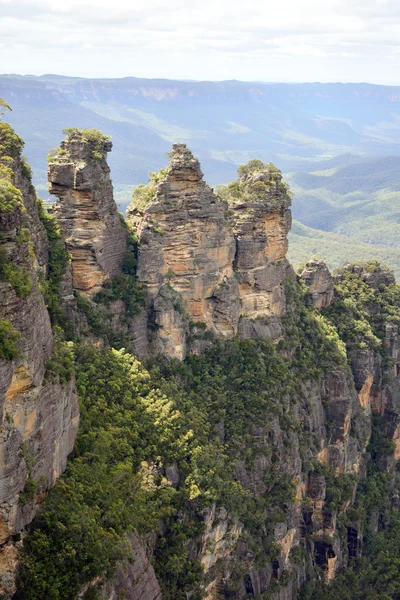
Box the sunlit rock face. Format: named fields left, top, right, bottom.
left=127, top=146, right=292, bottom=359
left=48, top=130, right=128, bottom=296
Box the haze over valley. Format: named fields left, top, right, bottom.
left=2, top=73, right=400, bottom=274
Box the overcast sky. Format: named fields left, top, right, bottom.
left=1, top=0, right=400, bottom=84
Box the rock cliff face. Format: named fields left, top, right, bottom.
left=48, top=130, right=128, bottom=296
left=300, top=259, right=334, bottom=309
left=127, top=146, right=292, bottom=359
left=122, top=149, right=385, bottom=598
left=0, top=125, right=79, bottom=596
left=2, top=129, right=400, bottom=600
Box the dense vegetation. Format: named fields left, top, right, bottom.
left=16, top=273, right=359, bottom=599
left=130, top=167, right=168, bottom=210
left=217, top=159, right=291, bottom=205
left=321, top=261, right=400, bottom=360
left=37, top=199, right=71, bottom=327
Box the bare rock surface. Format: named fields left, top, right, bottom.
left=127, top=146, right=292, bottom=358
left=48, top=130, right=128, bottom=296
left=300, top=259, right=334, bottom=308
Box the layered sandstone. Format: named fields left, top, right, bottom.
left=300, top=259, right=334, bottom=309
left=127, top=146, right=292, bottom=358
left=0, top=149, right=79, bottom=596
left=48, top=130, right=128, bottom=296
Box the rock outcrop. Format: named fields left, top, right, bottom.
left=127, top=146, right=292, bottom=359
left=48, top=130, right=128, bottom=296
left=300, top=259, right=334, bottom=308
left=91, top=533, right=162, bottom=600
left=0, top=126, right=79, bottom=596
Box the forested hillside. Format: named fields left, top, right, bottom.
left=288, top=156, right=400, bottom=276
left=2, top=117, right=400, bottom=600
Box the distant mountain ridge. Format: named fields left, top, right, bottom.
left=2, top=74, right=400, bottom=274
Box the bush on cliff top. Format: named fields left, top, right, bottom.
left=0, top=122, right=24, bottom=160
left=217, top=158, right=292, bottom=205
left=130, top=167, right=168, bottom=211
left=0, top=178, right=23, bottom=213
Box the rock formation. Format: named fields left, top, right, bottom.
left=300, top=259, right=334, bottom=308
left=1, top=128, right=400, bottom=600
left=48, top=129, right=128, bottom=296
left=127, top=146, right=292, bottom=358
left=0, top=125, right=79, bottom=596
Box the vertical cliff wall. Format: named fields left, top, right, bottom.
left=0, top=123, right=79, bottom=596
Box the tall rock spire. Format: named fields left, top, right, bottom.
left=48, top=129, right=128, bottom=296
left=127, top=146, right=293, bottom=359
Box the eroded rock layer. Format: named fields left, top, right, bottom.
left=127, top=146, right=292, bottom=358
left=0, top=125, right=79, bottom=596
left=48, top=130, right=128, bottom=296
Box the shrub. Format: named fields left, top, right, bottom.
left=0, top=179, right=23, bottom=213
left=0, top=319, right=20, bottom=360
left=0, top=247, right=32, bottom=297
left=37, top=200, right=70, bottom=327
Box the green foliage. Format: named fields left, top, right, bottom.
left=92, top=274, right=143, bottom=319
left=20, top=476, right=37, bottom=505
left=237, top=159, right=280, bottom=179
left=0, top=247, right=32, bottom=297
left=0, top=319, right=20, bottom=360
left=44, top=328, right=74, bottom=384
left=16, top=345, right=190, bottom=600
left=324, top=471, right=356, bottom=513
left=0, top=179, right=23, bottom=213
left=217, top=159, right=291, bottom=206
left=130, top=168, right=168, bottom=210
left=62, top=128, right=110, bottom=162
left=0, top=122, right=24, bottom=160
left=83, top=230, right=143, bottom=335
left=37, top=199, right=70, bottom=328
left=322, top=263, right=400, bottom=353
left=62, top=128, right=110, bottom=144
left=18, top=268, right=398, bottom=599
left=279, top=276, right=348, bottom=380
left=367, top=414, right=396, bottom=461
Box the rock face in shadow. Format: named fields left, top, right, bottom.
left=127, top=146, right=292, bottom=359
left=0, top=139, right=79, bottom=596
left=48, top=130, right=128, bottom=296
left=93, top=533, right=162, bottom=600
left=300, top=259, right=334, bottom=308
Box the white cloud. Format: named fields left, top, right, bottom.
left=1, top=0, right=400, bottom=83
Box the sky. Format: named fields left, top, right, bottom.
left=1, top=0, right=400, bottom=84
